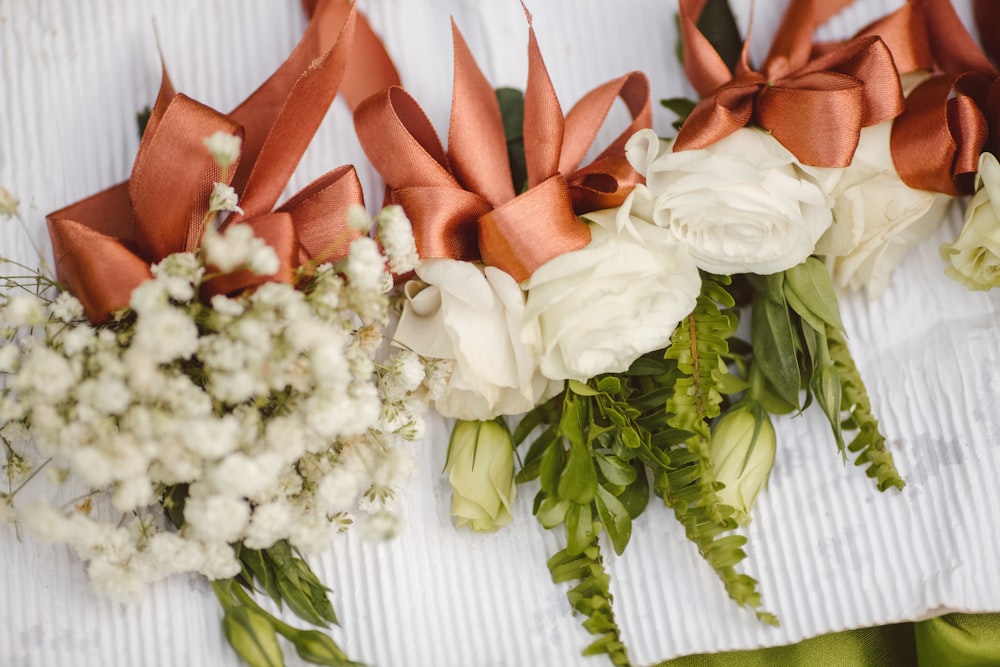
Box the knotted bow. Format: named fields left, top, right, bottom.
left=879, top=0, right=997, bottom=195
left=47, top=0, right=399, bottom=323
left=353, top=11, right=651, bottom=283
left=675, top=0, right=904, bottom=167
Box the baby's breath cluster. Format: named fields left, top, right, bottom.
left=0, top=209, right=426, bottom=602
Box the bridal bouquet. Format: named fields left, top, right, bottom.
left=352, top=1, right=961, bottom=663
left=1, top=2, right=421, bottom=665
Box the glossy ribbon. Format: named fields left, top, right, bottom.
left=353, top=13, right=651, bottom=283
left=47, top=0, right=398, bottom=323
left=880, top=0, right=996, bottom=195
left=675, top=0, right=904, bottom=168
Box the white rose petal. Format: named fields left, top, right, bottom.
left=629, top=127, right=838, bottom=275
left=524, top=186, right=701, bottom=381
left=818, top=121, right=953, bottom=297
left=394, top=259, right=561, bottom=420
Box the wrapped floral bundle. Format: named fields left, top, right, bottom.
left=0, top=2, right=423, bottom=665
left=350, top=0, right=974, bottom=664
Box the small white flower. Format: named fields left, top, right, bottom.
left=247, top=242, right=280, bottom=276
left=2, top=293, right=46, bottom=326
left=376, top=205, right=419, bottom=274
left=360, top=510, right=400, bottom=540
left=49, top=292, right=84, bottom=322
left=184, top=494, right=250, bottom=543
left=131, top=307, right=199, bottom=364
left=13, top=346, right=76, bottom=403
left=208, top=182, right=243, bottom=216
left=203, top=132, right=242, bottom=169
left=345, top=237, right=386, bottom=291
left=347, top=204, right=373, bottom=232
left=0, top=343, right=19, bottom=372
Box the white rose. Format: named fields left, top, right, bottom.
left=393, top=259, right=561, bottom=420
left=941, top=151, right=1000, bottom=290
left=627, top=127, right=838, bottom=275
left=523, top=185, right=701, bottom=381
left=817, top=121, right=953, bottom=297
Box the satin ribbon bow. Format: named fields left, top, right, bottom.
left=873, top=0, right=998, bottom=195
left=353, top=11, right=651, bottom=283
left=47, top=0, right=399, bottom=324
left=674, top=0, right=904, bottom=168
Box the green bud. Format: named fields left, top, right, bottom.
left=445, top=419, right=516, bottom=532
left=289, top=629, right=350, bottom=666
left=221, top=606, right=284, bottom=667
left=710, top=403, right=776, bottom=525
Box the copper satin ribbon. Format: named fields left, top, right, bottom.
left=46, top=0, right=400, bottom=324
left=870, top=0, right=998, bottom=195
left=353, top=15, right=651, bottom=283
left=674, top=0, right=904, bottom=168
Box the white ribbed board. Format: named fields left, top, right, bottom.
left=2, top=1, right=998, bottom=666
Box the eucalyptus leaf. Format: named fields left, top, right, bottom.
left=783, top=280, right=825, bottom=335
left=596, top=376, right=622, bottom=394
left=595, top=486, right=633, bottom=555
left=618, top=465, right=650, bottom=518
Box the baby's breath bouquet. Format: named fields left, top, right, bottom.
left=0, top=3, right=425, bottom=665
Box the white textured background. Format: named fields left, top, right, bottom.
left=2, top=1, right=999, bottom=666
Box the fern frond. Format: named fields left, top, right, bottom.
left=548, top=541, right=633, bottom=667
left=827, top=324, right=905, bottom=491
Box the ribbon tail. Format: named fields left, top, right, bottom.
left=230, top=2, right=358, bottom=217
left=678, top=0, right=740, bottom=96
left=522, top=23, right=564, bottom=188
left=447, top=21, right=516, bottom=207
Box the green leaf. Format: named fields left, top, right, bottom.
left=495, top=87, right=527, bottom=193
left=558, top=436, right=598, bottom=505
left=618, top=465, right=650, bottom=518
left=539, top=438, right=566, bottom=495
left=565, top=502, right=597, bottom=556
left=221, top=606, right=284, bottom=667
left=276, top=571, right=332, bottom=628
left=751, top=292, right=801, bottom=408
left=536, top=496, right=571, bottom=529
left=568, top=379, right=601, bottom=397
left=661, top=97, right=698, bottom=130
left=595, top=486, right=633, bottom=555
left=241, top=547, right=282, bottom=606
left=136, top=106, right=152, bottom=139
left=516, top=425, right=558, bottom=483
left=596, top=376, right=622, bottom=394
left=812, top=360, right=846, bottom=458
left=696, top=0, right=743, bottom=72
left=784, top=257, right=845, bottom=333
left=593, top=452, right=638, bottom=487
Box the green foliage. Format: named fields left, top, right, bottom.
left=659, top=274, right=776, bottom=623
left=548, top=542, right=633, bottom=667
left=827, top=324, right=906, bottom=492
left=136, top=106, right=152, bottom=139
left=495, top=87, right=528, bottom=193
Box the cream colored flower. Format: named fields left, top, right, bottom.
left=628, top=127, right=838, bottom=275
left=445, top=419, right=516, bottom=532
left=523, top=185, right=700, bottom=381
left=942, top=151, right=1000, bottom=290
left=710, top=403, right=776, bottom=526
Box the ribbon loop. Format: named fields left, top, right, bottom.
left=47, top=0, right=385, bottom=323
left=675, top=0, right=904, bottom=167
left=354, top=17, right=652, bottom=281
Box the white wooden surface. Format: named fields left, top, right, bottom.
left=2, top=1, right=998, bottom=666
